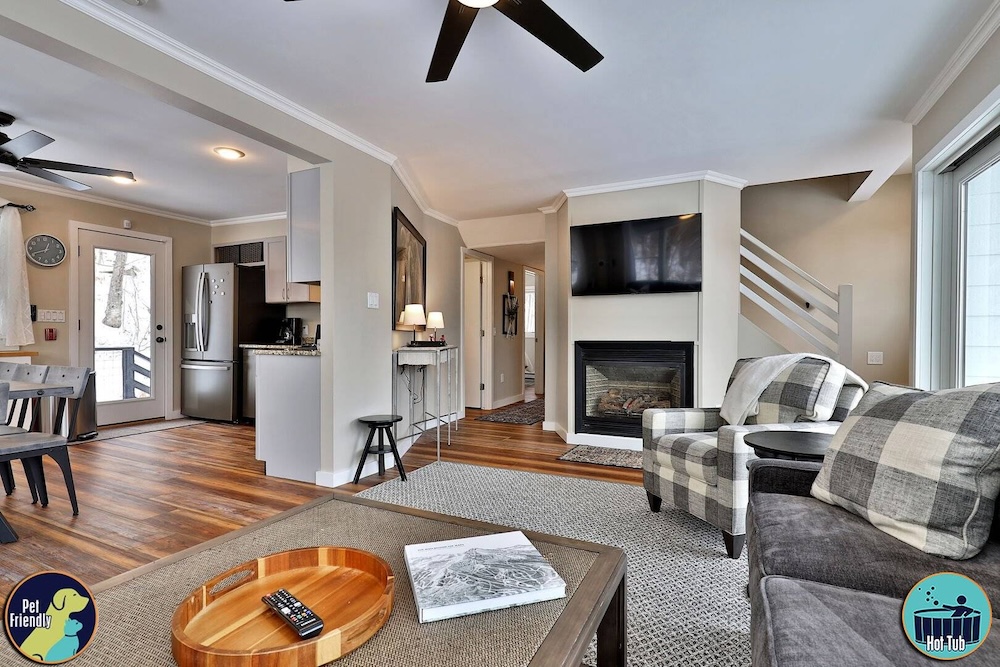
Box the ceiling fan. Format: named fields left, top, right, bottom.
left=0, top=111, right=136, bottom=192
left=284, top=0, right=604, bottom=83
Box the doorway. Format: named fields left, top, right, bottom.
left=73, top=224, right=171, bottom=425
left=462, top=250, right=493, bottom=410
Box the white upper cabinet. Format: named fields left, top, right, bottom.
left=288, top=168, right=321, bottom=284
left=265, top=238, right=314, bottom=304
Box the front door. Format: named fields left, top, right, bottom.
left=78, top=228, right=169, bottom=425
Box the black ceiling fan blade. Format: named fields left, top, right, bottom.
left=494, top=0, right=603, bottom=72
left=427, top=0, right=480, bottom=83
left=0, top=130, right=55, bottom=160
left=16, top=165, right=91, bottom=191
left=20, top=157, right=134, bottom=181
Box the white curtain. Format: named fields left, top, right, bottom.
left=0, top=200, right=35, bottom=346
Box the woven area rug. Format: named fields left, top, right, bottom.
left=359, top=462, right=751, bottom=667
left=87, top=418, right=205, bottom=441
left=558, top=445, right=643, bottom=469
left=475, top=399, right=545, bottom=425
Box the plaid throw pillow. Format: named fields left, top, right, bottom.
left=811, top=382, right=1000, bottom=559
left=726, top=357, right=830, bottom=424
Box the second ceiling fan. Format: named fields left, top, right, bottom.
left=285, top=0, right=604, bottom=83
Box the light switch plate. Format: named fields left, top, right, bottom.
left=867, top=351, right=884, bottom=365
left=38, top=310, right=66, bottom=323
left=367, top=292, right=379, bottom=309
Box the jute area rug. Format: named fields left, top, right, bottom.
left=87, top=418, right=206, bottom=441
left=359, top=462, right=751, bottom=667
left=475, top=399, right=545, bottom=425
left=558, top=445, right=643, bottom=470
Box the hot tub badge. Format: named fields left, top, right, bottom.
left=903, top=572, right=991, bottom=659
left=4, top=571, right=97, bottom=664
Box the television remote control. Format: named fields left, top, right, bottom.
left=261, top=588, right=324, bottom=639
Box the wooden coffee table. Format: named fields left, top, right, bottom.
left=89, top=493, right=627, bottom=667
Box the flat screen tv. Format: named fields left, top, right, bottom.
left=570, top=213, right=702, bottom=296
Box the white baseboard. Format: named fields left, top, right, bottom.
left=566, top=432, right=642, bottom=451
left=491, top=394, right=523, bottom=410
left=543, top=421, right=569, bottom=442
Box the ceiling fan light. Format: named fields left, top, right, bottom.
left=111, top=176, right=135, bottom=184
left=458, top=0, right=498, bottom=7
left=213, top=147, right=246, bottom=160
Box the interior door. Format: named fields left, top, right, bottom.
left=464, top=259, right=483, bottom=408
left=79, top=228, right=168, bottom=425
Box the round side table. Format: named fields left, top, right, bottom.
left=743, top=431, right=833, bottom=463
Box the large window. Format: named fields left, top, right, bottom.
left=960, top=156, right=1000, bottom=385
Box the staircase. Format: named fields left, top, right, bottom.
left=739, top=229, right=853, bottom=364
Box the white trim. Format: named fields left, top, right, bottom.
left=210, top=212, right=287, bottom=227
left=906, top=0, right=1000, bottom=124
left=68, top=221, right=175, bottom=418
left=468, top=239, right=547, bottom=250
left=539, top=192, right=568, bottom=215
left=390, top=161, right=460, bottom=227
left=565, top=433, right=642, bottom=451
left=0, top=175, right=211, bottom=225
left=59, top=0, right=397, bottom=167
left=563, top=171, right=748, bottom=199
left=491, top=394, right=523, bottom=410
left=166, top=410, right=183, bottom=420
left=426, top=209, right=460, bottom=227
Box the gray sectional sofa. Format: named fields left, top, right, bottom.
left=747, top=459, right=1000, bottom=666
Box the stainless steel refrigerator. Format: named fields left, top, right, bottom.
left=180, top=263, right=283, bottom=421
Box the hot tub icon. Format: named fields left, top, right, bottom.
left=913, top=596, right=983, bottom=644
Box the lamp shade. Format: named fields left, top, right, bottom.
left=402, top=304, right=426, bottom=327
left=426, top=312, right=445, bottom=330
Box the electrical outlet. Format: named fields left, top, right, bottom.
left=367, top=292, right=379, bottom=309
left=500, top=373, right=505, bottom=383
left=867, top=351, right=884, bottom=365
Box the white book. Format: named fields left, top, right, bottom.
left=404, top=530, right=567, bottom=623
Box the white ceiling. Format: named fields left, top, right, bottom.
left=3, top=0, right=996, bottom=222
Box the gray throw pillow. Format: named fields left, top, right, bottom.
left=811, top=382, right=1000, bottom=559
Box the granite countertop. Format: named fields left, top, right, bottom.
left=240, top=343, right=320, bottom=356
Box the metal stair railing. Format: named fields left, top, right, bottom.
left=739, top=229, right=853, bottom=364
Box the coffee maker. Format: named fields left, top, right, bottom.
left=277, top=317, right=303, bottom=345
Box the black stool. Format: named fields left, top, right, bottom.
left=353, top=415, right=406, bottom=484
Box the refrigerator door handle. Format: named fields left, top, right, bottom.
left=201, top=270, right=211, bottom=351
left=194, top=271, right=205, bottom=352
left=180, top=363, right=230, bottom=371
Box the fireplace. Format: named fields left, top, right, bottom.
left=575, top=341, right=694, bottom=437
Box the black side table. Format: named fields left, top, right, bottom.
left=354, top=415, right=406, bottom=484
left=743, top=431, right=834, bottom=463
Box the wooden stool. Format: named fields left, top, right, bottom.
left=353, top=415, right=406, bottom=484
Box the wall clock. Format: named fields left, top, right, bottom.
left=25, top=234, right=67, bottom=267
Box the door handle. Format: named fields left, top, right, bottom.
left=181, top=364, right=230, bottom=371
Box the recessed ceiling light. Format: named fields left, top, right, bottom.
left=459, top=0, right=499, bottom=6
left=111, top=176, right=135, bottom=184
left=213, top=147, right=246, bottom=160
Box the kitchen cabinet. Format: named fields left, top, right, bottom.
left=264, top=238, right=318, bottom=304
left=288, top=167, right=321, bottom=284
left=255, top=353, right=321, bottom=482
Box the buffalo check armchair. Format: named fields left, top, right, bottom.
left=641, top=357, right=865, bottom=558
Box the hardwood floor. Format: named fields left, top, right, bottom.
left=0, top=404, right=640, bottom=596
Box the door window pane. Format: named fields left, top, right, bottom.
left=93, top=248, right=153, bottom=402
left=964, top=161, right=1000, bottom=385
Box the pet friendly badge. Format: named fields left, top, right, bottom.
left=4, top=571, right=97, bottom=664
left=903, top=572, right=992, bottom=660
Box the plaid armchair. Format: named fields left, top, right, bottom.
left=642, top=357, right=865, bottom=558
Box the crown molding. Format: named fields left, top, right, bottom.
left=538, top=192, right=568, bottom=214
left=561, top=170, right=748, bottom=200
left=390, top=160, right=460, bottom=227
left=59, top=0, right=397, bottom=166
left=210, top=212, right=287, bottom=227
left=425, top=209, right=460, bottom=227
left=0, top=174, right=211, bottom=225
left=906, top=0, right=1000, bottom=124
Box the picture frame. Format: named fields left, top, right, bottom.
left=502, top=294, right=519, bottom=336
left=392, top=207, right=426, bottom=331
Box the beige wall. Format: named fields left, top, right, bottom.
left=210, top=218, right=287, bottom=246
left=741, top=174, right=913, bottom=384
left=0, top=182, right=212, bottom=414
left=458, top=212, right=546, bottom=250
left=492, top=258, right=526, bottom=405
left=914, top=29, right=1000, bottom=166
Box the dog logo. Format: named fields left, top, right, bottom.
left=4, top=571, right=97, bottom=664
left=903, top=572, right=992, bottom=660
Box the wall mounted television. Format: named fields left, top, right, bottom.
left=570, top=213, right=703, bottom=296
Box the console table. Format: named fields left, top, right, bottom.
left=393, top=346, right=459, bottom=460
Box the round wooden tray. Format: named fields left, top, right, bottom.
left=171, top=547, right=394, bottom=667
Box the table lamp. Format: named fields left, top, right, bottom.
left=401, top=304, right=426, bottom=346
left=427, top=312, right=445, bottom=341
